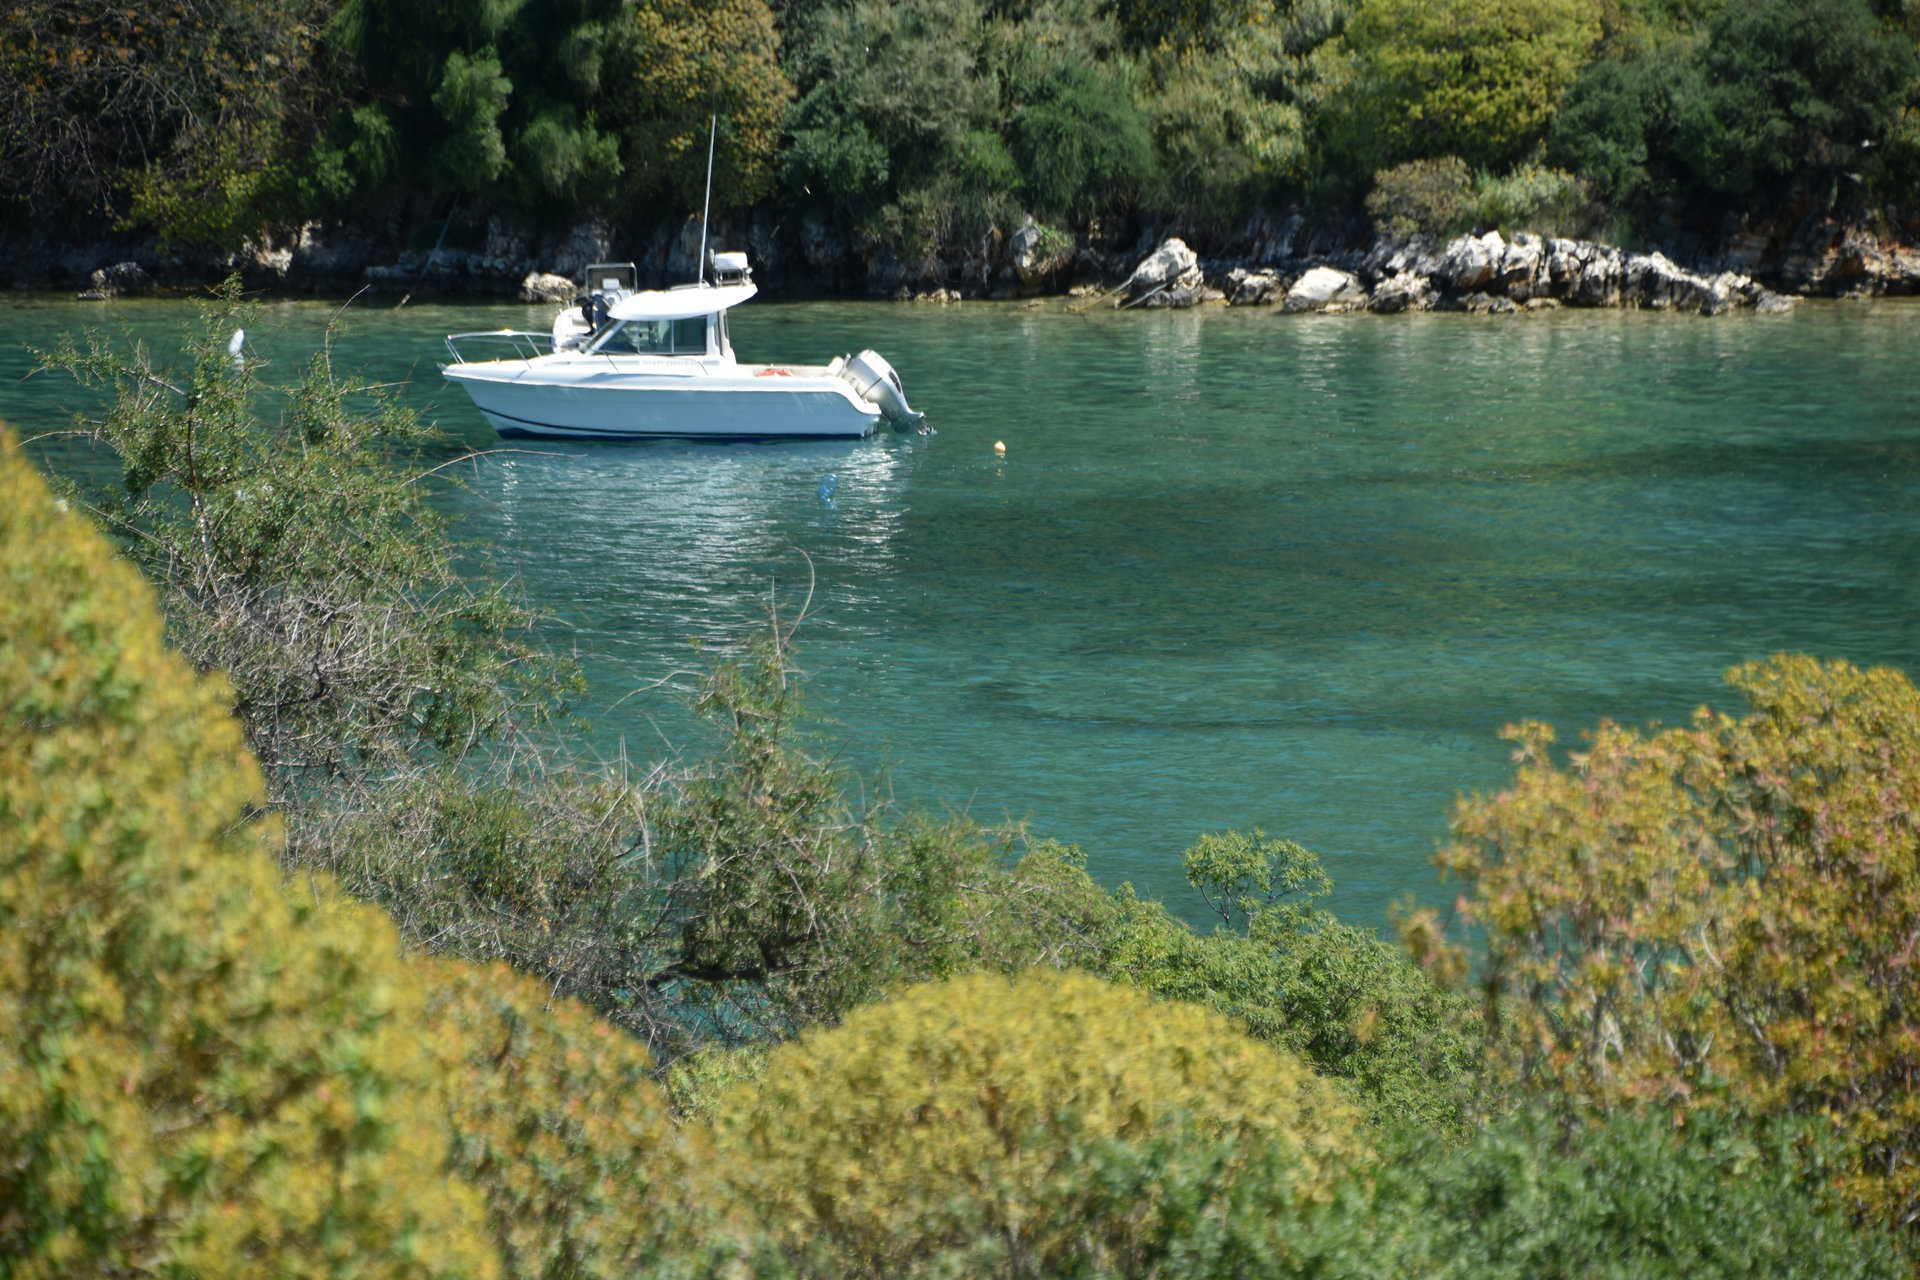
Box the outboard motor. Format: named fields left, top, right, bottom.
left=839, top=349, right=925, bottom=430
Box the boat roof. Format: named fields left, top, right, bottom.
left=607, top=281, right=757, bottom=321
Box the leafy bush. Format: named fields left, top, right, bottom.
left=37, top=285, right=568, bottom=797
left=1552, top=0, right=1920, bottom=219
left=0, top=0, right=330, bottom=245
left=1679, top=0, right=1917, bottom=206
left=0, top=429, right=498, bottom=1276
left=781, top=0, right=996, bottom=217
left=1140, top=24, right=1312, bottom=230
left=1010, top=835, right=1478, bottom=1134
left=424, top=958, right=711, bottom=1278
left=1414, top=654, right=1920, bottom=1229
left=601, top=0, right=794, bottom=209
left=1392, top=1107, right=1909, bottom=1278
left=1547, top=39, right=1702, bottom=217
left=1366, top=155, right=1477, bottom=237
left=1331, top=0, right=1600, bottom=173
left=713, top=969, right=1370, bottom=1274
left=1473, top=163, right=1591, bottom=235
left=1010, top=57, right=1156, bottom=222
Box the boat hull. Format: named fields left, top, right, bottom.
left=443, top=364, right=883, bottom=441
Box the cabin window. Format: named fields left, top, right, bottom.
left=597, top=317, right=710, bottom=355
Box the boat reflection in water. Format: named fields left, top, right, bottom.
left=472, top=435, right=917, bottom=722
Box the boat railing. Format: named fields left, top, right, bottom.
left=446, top=330, right=557, bottom=364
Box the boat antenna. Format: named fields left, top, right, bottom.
left=696, top=113, right=717, bottom=286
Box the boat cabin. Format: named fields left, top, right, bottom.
left=594, top=315, right=713, bottom=357
left=585, top=276, right=757, bottom=363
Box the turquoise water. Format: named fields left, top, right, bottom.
left=6, top=293, right=1918, bottom=926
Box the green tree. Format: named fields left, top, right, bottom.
left=599, top=0, right=794, bottom=211
left=1007, top=55, right=1156, bottom=222
left=310, top=0, right=789, bottom=220
left=1547, top=38, right=1705, bottom=216
left=1413, top=654, right=1920, bottom=1229
left=781, top=0, right=1002, bottom=246
left=1139, top=21, right=1312, bottom=228
left=1377, top=1107, right=1908, bottom=1278
left=0, top=0, right=331, bottom=245
left=1060, top=833, right=1478, bottom=1133
left=0, top=428, right=499, bottom=1277
left=1677, top=0, right=1917, bottom=206
left=1329, top=0, right=1601, bottom=173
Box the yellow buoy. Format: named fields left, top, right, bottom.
left=993, top=440, right=1007, bottom=457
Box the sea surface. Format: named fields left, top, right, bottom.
left=5, top=291, right=1917, bottom=928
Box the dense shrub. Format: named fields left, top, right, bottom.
left=0, top=0, right=330, bottom=243
left=1014, top=835, right=1478, bottom=1134
left=0, top=429, right=497, bottom=1276
left=1552, top=0, right=1920, bottom=219
left=1393, top=1108, right=1909, bottom=1278
left=1330, top=0, right=1600, bottom=174
left=1547, top=39, right=1703, bottom=217
left=424, top=958, right=712, bottom=1278
left=37, top=287, right=567, bottom=797
left=1366, top=155, right=1477, bottom=237
left=600, top=0, right=794, bottom=209
left=1413, top=654, right=1920, bottom=1228
left=1009, top=57, right=1156, bottom=222
left=1473, top=163, right=1592, bottom=235
left=1140, top=23, right=1312, bottom=229
left=1680, top=0, right=1917, bottom=206
left=713, top=969, right=1370, bottom=1274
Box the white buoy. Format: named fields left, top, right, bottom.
left=993, top=440, right=1006, bottom=457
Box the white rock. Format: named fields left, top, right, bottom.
left=1438, top=231, right=1505, bottom=292
left=519, top=271, right=576, bottom=304
left=1125, top=238, right=1202, bottom=299
left=1368, top=271, right=1435, bottom=313
left=1225, top=267, right=1285, bottom=306
left=1282, top=266, right=1366, bottom=314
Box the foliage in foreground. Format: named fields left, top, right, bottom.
left=712, top=968, right=1368, bottom=1276
left=1005, top=832, right=1480, bottom=1135
left=0, top=422, right=738, bottom=1279
left=1413, top=653, right=1920, bottom=1230
left=0, top=425, right=494, bottom=1277
left=1375, top=1106, right=1907, bottom=1279
left=423, top=958, right=711, bottom=1279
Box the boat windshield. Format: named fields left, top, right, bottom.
left=595, top=316, right=709, bottom=355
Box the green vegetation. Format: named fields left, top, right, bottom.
left=14, top=0, right=1911, bottom=266
left=1417, top=653, right=1920, bottom=1229
left=714, top=968, right=1367, bottom=1273
left=0, top=423, right=496, bottom=1276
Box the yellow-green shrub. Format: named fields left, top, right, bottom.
left=714, top=968, right=1369, bottom=1273
left=423, top=957, right=714, bottom=1278
left=1422, top=654, right=1920, bottom=1229
left=0, top=430, right=496, bottom=1277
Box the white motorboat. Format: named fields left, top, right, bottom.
left=442, top=254, right=925, bottom=441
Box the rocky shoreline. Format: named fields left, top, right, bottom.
left=1118, top=232, right=1800, bottom=315
left=9, top=205, right=1920, bottom=313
